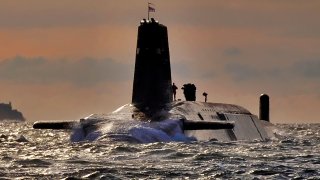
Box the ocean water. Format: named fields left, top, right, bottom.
left=0, top=121, right=319, bottom=179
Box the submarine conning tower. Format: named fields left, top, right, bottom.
left=132, top=18, right=173, bottom=109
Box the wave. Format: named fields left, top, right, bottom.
left=70, top=119, right=196, bottom=143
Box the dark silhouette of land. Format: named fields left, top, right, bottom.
left=0, top=102, right=25, bottom=121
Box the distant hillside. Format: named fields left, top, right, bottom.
left=0, top=102, right=25, bottom=121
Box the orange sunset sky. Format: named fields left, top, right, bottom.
left=0, top=1, right=319, bottom=123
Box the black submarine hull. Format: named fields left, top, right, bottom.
left=33, top=101, right=274, bottom=141
left=33, top=18, right=275, bottom=142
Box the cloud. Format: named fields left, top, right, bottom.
left=1, top=0, right=319, bottom=34
left=225, top=63, right=260, bottom=81
left=171, top=62, right=216, bottom=80
left=223, top=47, right=242, bottom=56
left=0, top=56, right=132, bottom=86
left=293, top=60, right=320, bottom=79
left=223, top=62, right=283, bottom=84
left=224, top=59, right=320, bottom=95
left=171, top=62, right=192, bottom=78
left=0, top=1, right=142, bottom=28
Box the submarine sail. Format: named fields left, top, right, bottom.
left=132, top=18, right=173, bottom=109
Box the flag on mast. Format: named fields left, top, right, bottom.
left=148, top=3, right=155, bottom=12
left=147, top=3, right=155, bottom=20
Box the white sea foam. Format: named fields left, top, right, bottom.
left=71, top=119, right=196, bottom=143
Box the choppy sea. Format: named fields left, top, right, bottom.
left=0, top=121, right=319, bottom=179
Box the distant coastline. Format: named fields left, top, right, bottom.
left=0, top=102, right=25, bottom=121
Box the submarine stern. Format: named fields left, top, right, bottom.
left=169, top=101, right=273, bottom=141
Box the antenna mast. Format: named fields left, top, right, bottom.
left=148, top=2, right=155, bottom=20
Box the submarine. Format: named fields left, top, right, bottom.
left=33, top=18, right=275, bottom=142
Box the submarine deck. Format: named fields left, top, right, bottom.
left=84, top=101, right=273, bottom=141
